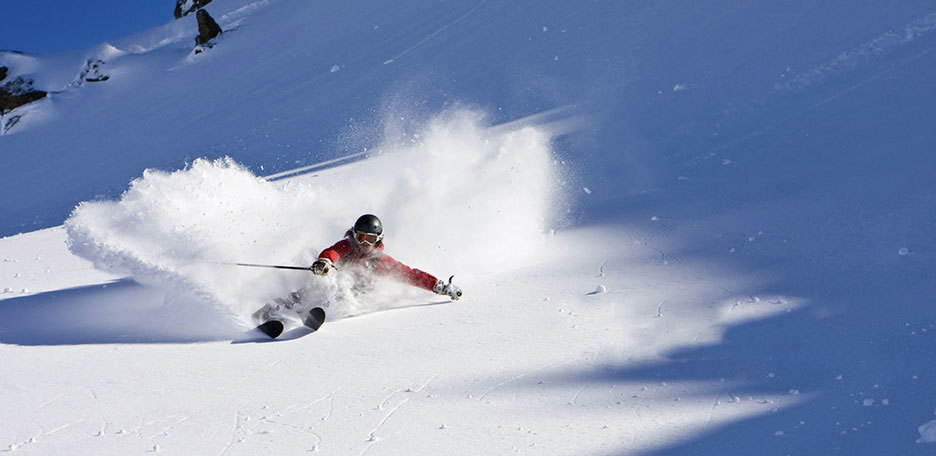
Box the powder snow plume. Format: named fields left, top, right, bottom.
left=65, top=109, right=564, bottom=326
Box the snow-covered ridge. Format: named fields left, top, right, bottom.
left=0, top=0, right=269, bottom=135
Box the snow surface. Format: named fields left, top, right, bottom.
left=2, top=0, right=936, bottom=454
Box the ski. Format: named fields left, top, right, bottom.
left=255, top=319, right=285, bottom=338
left=303, top=307, right=326, bottom=331
left=254, top=307, right=325, bottom=340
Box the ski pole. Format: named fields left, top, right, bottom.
left=227, top=262, right=339, bottom=272
left=233, top=262, right=313, bottom=271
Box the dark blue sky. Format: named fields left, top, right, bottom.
left=0, top=0, right=176, bottom=54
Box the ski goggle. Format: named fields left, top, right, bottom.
left=354, top=231, right=382, bottom=246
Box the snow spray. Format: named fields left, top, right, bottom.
left=65, top=109, right=565, bottom=325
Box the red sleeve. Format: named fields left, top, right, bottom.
left=318, top=239, right=353, bottom=264
left=375, top=254, right=439, bottom=291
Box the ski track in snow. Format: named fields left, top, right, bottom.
left=147, top=415, right=190, bottom=441
left=361, top=397, right=410, bottom=455
left=796, top=44, right=936, bottom=115
left=679, top=10, right=936, bottom=170
left=383, top=0, right=487, bottom=65
left=621, top=222, right=683, bottom=266
left=778, top=11, right=936, bottom=94
left=477, top=359, right=577, bottom=403
left=361, top=374, right=439, bottom=454
left=248, top=391, right=339, bottom=452
left=217, top=411, right=242, bottom=456
left=569, top=384, right=589, bottom=406
left=37, top=393, right=66, bottom=410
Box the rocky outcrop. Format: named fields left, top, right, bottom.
left=195, top=9, right=223, bottom=46
left=174, top=0, right=214, bottom=19
left=1, top=68, right=47, bottom=134
left=0, top=68, right=47, bottom=115
left=72, top=59, right=110, bottom=86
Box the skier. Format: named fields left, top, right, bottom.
left=311, top=214, right=463, bottom=300
left=252, top=214, right=462, bottom=335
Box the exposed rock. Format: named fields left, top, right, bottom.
left=195, top=9, right=223, bottom=46
left=72, top=59, right=110, bottom=86
left=0, top=76, right=47, bottom=115
left=175, top=0, right=214, bottom=19
left=0, top=66, right=7, bottom=82
left=3, top=113, right=23, bottom=134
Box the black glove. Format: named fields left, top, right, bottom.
left=311, top=258, right=333, bottom=276
left=433, top=277, right=463, bottom=300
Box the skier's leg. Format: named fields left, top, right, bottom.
left=251, top=303, right=276, bottom=323
left=273, top=290, right=303, bottom=311
left=252, top=292, right=298, bottom=323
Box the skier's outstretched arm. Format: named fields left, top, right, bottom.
left=377, top=255, right=462, bottom=300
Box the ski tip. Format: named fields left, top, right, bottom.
left=304, top=307, right=326, bottom=331
left=256, top=320, right=285, bottom=339
left=311, top=306, right=326, bottom=321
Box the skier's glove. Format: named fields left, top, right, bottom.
left=433, top=277, right=462, bottom=300
left=311, top=258, right=333, bottom=276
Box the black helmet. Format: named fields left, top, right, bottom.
left=353, top=214, right=383, bottom=235
left=351, top=214, right=383, bottom=248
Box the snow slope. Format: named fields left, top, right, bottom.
left=2, top=0, right=936, bottom=454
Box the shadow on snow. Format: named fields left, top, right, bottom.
left=0, top=279, right=241, bottom=346
left=546, top=46, right=936, bottom=454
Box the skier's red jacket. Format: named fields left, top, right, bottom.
left=318, top=238, right=438, bottom=291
